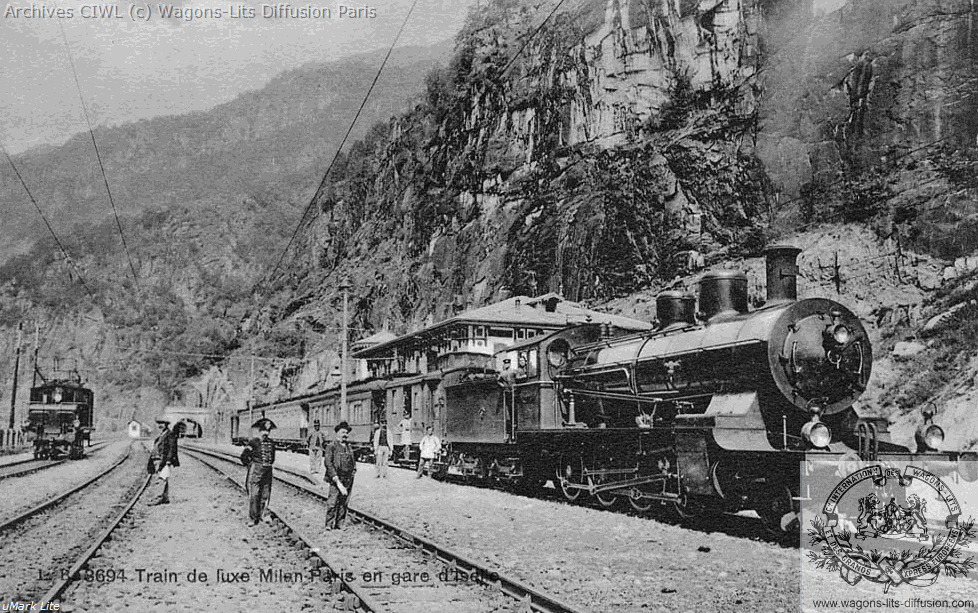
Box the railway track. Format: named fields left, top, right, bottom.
left=0, top=442, right=133, bottom=531
left=0, top=442, right=150, bottom=605
left=0, top=440, right=111, bottom=481
left=185, top=445, right=589, bottom=613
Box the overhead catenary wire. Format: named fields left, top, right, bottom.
left=56, top=20, right=140, bottom=286
left=258, top=0, right=422, bottom=292
left=0, top=141, right=98, bottom=303
left=257, top=0, right=571, bottom=295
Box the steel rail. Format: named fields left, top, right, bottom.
left=0, top=458, right=65, bottom=479
left=40, top=470, right=152, bottom=605
left=0, top=443, right=133, bottom=532
left=0, top=441, right=111, bottom=480
left=183, top=449, right=385, bottom=613
left=185, top=444, right=590, bottom=613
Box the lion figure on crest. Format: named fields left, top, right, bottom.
left=897, top=494, right=929, bottom=540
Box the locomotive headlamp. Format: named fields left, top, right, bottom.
left=801, top=418, right=832, bottom=448
left=832, top=324, right=852, bottom=345
left=915, top=424, right=945, bottom=452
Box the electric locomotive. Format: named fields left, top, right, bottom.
left=27, top=371, right=94, bottom=460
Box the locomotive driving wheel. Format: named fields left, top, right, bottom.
left=591, top=473, right=619, bottom=508
left=557, top=456, right=584, bottom=502
left=628, top=490, right=654, bottom=513
left=672, top=494, right=708, bottom=521
left=756, top=484, right=799, bottom=534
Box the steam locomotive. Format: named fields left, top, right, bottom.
left=438, top=246, right=962, bottom=532
left=27, top=372, right=94, bottom=460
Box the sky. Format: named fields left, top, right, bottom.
left=0, top=0, right=478, bottom=154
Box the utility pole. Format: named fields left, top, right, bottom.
left=339, top=277, right=351, bottom=422
left=248, top=354, right=255, bottom=431
left=9, top=322, right=23, bottom=430
left=31, top=323, right=39, bottom=387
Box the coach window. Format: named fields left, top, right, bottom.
left=474, top=325, right=486, bottom=347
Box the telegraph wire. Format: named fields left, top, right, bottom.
left=0, top=141, right=98, bottom=303
left=498, top=0, right=569, bottom=77
left=258, top=0, right=422, bottom=292
left=56, top=20, right=140, bottom=286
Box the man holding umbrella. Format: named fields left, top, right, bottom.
left=240, top=418, right=276, bottom=526
left=323, top=421, right=357, bottom=530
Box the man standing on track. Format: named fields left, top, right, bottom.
left=241, top=418, right=277, bottom=526
left=324, top=421, right=356, bottom=530
left=372, top=420, right=391, bottom=478
left=148, top=416, right=180, bottom=506
left=307, top=420, right=326, bottom=475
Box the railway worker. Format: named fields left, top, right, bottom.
left=241, top=418, right=277, bottom=526
left=372, top=420, right=391, bottom=478
left=416, top=425, right=441, bottom=479
left=148, top=416, right=180, bottom=506
left=397, top=411, right=413, bottom=463
left=307, top=420, right=327, bottom=475
left=324, top=421, right=356, bottom=530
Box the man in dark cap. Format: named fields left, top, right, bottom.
left=323, top=421, right=356, bottom=530
left=241, top=418, right=276, bottom=526
left=148, top=416, right=180, bottom=506
left=307, top=419, right=326, bottom=476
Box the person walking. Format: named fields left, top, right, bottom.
left=147, top=416, right=180, bottom=506
left=241, top=418, right=277, bottom=526
left=307, top=420, right=327, bottom=475
left=324, top=421, right=357, bottom=530
left=372, top=421, right=391, bottom=478
left=417, top=425, right=441, bottom=479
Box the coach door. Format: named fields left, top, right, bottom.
left=372, top=389, right=385, bottom=424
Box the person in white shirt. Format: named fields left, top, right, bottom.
left=397, top=412, right=412, bottom=462
left=372, top=421, right=391, bottom=478
left=417, top=425, right=441, bottom=478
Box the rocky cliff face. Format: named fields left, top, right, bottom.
left=267, top=0, right=977, bottom=318
left=270, top=0, right=775, bottom=337
left=249, top=0, right=977, bottom=414
left=758, top=0, right=978, bottom=196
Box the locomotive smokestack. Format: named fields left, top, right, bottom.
left=764, top=245, right=802, bottom=303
